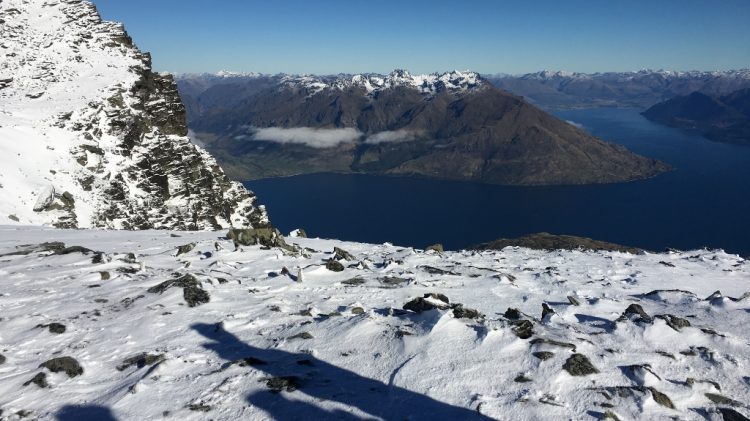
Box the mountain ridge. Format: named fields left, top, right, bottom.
left=177, top=71, right=669, bottom=185
left=642, top=88, right=750, bottom=145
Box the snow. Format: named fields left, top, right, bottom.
left=279, top=69, right=486, bottom=97
left=0, top=0, right=267, bottom=231
left=0, top=226, right=748, bottom=420
left=0, top=0, right=139, bottom=226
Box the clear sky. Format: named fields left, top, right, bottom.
left=92, top=0, right=750, bottom=75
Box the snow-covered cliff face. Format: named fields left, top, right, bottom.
left=0, top=0, right=269, bottom=230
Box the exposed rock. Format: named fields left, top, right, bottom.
left=656, top=314, right=691, bottom=331
left=686, top=378, right=721, bottom=391
left=472, top=233, right=644, bottom=253
left=424, top=293, right=450, bottom=304
left=514, top=374, right=532, bottom=383
left=648, top=387, right=675, bottom=409
left=175, top=243, right=196, bottom=256
left=265, top=376, right=302, bottom=393
left=325, top=259, right=345, bottom=272
left=419, top=265, right=457, bottom=275
left=0, top=354, right=5, bottom=365
left=379, top=276, right=408, bottom=287
left=100, top=271, right=111, bottom=280
left=706, top=393, right=743, bottom=407
left=228, top=228, right=287, bottom=249
left=341, top=277, right=366, bottom=286
left=351, top=307, right=365, bottom=315
left=188, top=404, right=212, bottom=412
left=235, top=356, right=267, bottom=367
left=562, top=354, right=598, bottom=376
left=452, top=304, right=482, bottom=320
left=425, top=244, right=444, bottom=253
left=289, top=332, right=313, bottom=340
left=403, top=296, right=449, bottom=313
left=567, top=296, right=581, bottom=306
left=541, top=303, right=556, bottom=320
left=504, top=308, right=522, bottom=320
left=48, top=323, right=66, bottom=334
left=533, top=351, right=555, bottom=361
left=147, top=274, right=210, bottom=307
left=40, top=356, right=83, bottom=377
left=617, top=303, right=652, bottom=324
left=116, top=353, right=165, bottom=371
left=530, top=338, right=577, bottom=351
left=332, top=247, right=355, bottom=261
left=23, top=373, right=48, bottom=388
left=511, top=320, right=534, bottom=339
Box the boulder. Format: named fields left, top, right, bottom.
left=562, top=354, right=598, bottom=376
left=40, top=356, right=83, bottom=377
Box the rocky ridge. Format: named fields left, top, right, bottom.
left=0, top=0, right=269, bottom=230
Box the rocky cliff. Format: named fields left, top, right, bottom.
left=0, top=0, right=269, bottom=230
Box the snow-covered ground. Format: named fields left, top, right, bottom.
left=0, top=226, right=748, bottom=420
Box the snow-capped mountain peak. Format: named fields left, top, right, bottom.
left=278, top=69, right=485, bottom=96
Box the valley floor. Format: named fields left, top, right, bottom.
left=0, top=226, right=748, bottom=420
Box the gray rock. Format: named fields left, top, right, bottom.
left=567, top=296, right=581, bottom=306
left=325, top=259, right=345, bottom=272
left=228, top=228, right=288, bottom=249
left=116, top=353, right=165, bottom=371
left=452, top=304, right=482, bottom=320
left=351, top=307, right=365, bottom=315
left=617, top=303, right=652, bottom=324
left=266, top=376, right=301, bottom=393
left=504, top=308, right=522, bottom=320
left=562, top=354, right=598, bottom=376
left=648, top=387, right=675, bottom=409
left=656, top=314, right=691, bottom=331
left=40, top=356, right=83, bottom=377
left=332, top=247, right=355, bottom=261
left=341, top=277, right=365, bottom=286
left=175, top=243, right=196, bottom=256
left=532, top=351, right=555, bottom=361
left=425, top=243, right=444, bottom=253
left=403, top=296, right=449, bottom=313
left=511, top=320, right=534, bottom=339
left=289, top=332, right=313, bottom=340
left=23, top=372, right=48, bottom=388
left=147, top=274, right=210, bottom=307
left=541, top=303, right=556, bottom=320
left=706, top=393, right=743, bottom=407
left=0, top=353, right=5, bottom=365
left=48, top=323, right=66, bottom=334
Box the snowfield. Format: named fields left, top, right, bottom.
left=0, top=226, right=748, bottom=420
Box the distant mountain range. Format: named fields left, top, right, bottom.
left=176, top=71, right=668, bottom=185
left=486, top=69, right=750, bottom=109
left=642, top=88, right=750, bottom=145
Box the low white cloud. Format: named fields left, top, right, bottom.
left=566, top=120, right=584, bottom=129
left=252, top=127, right=362, bottom=148
left=365, top=129, right=422, bottom=144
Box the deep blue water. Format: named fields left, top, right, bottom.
left=246, top=108, right=750, bottom=255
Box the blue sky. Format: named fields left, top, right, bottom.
left=92, top=0, right=750, bottom=75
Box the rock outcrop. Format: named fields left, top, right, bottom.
left=0, top=0, right=269, bottom=230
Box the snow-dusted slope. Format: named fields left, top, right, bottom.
left=0, top=0, right=268, bottom=230
left=0, top=226, right=748, bottom=420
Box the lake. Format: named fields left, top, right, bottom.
left=246, top=108, right=750, bottom=255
